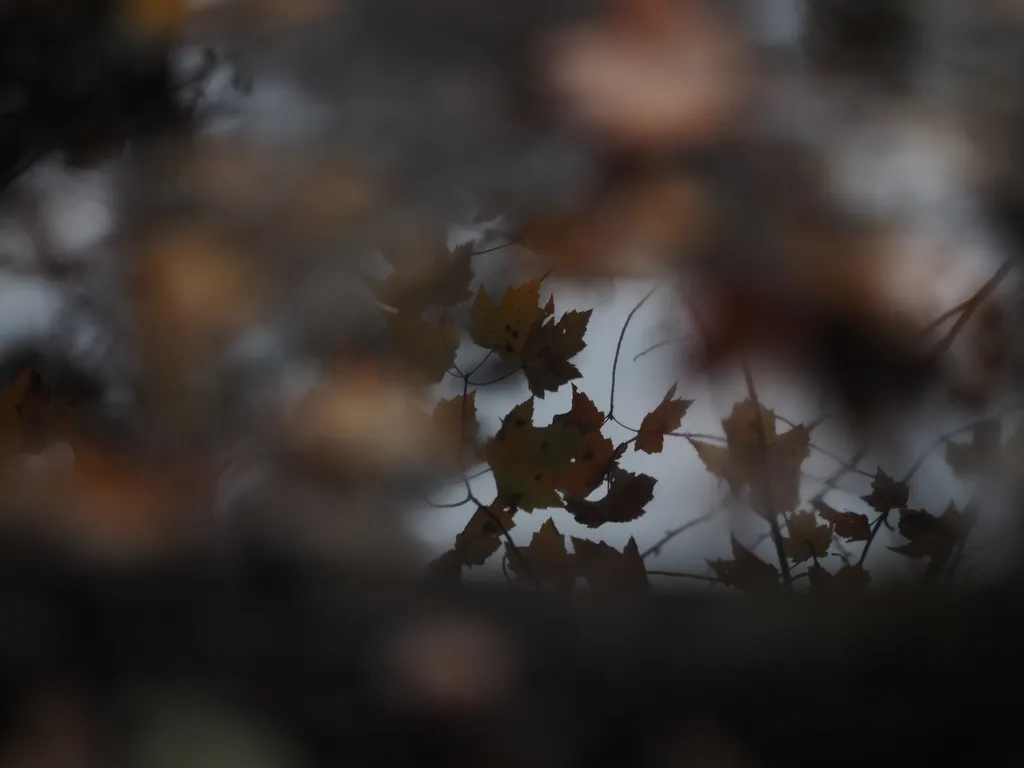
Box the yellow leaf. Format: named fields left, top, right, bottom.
left=781, top=511, right=833, bottom=563
left=454, top=504, right=516, bottom=567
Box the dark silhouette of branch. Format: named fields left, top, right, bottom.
left=607, top=286, right=658, bottom=420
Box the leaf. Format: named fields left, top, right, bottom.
left=552, top=386, right=615, bottom=497
left=564, top=467, right=656, bottom=528
left=781, top=511, right=833, bottom=563
left=453, top=504, right=516, bottom=567
left=384, top=310, right=460, bottom=383
left=469, top=280, right=549, bottom=364
left=374, top=241, right=474, bottom=313
left=861, top=468, right=909, bottom=513
left=690, top=440, right=734, bottom=483
left=694, top=399, right=810, bottom=515
left=509, top=518, right=574, bottom=589
left=813, top=500, right=871, bottom=542
left=808, top=564, right=870, bottom=596
left=889, top=504, right=971, bottom=563
left=944, top=418, right=1002, bottom=479
left=572, top=537, right=650, bottom=594
left=708, top=536, right=779, bottom=593
left=484, top=399, right=583, bottom=511
left=634, top=384, right=692, bottom=454
left=521, top=308, right=591, bottom=397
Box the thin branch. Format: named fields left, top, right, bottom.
left=928, top=260, right=1014, bottom=358
left=608, top=286, right=658, bottom=420
left=741, top=362, right=793, bottom=591
left=807, top=443, right=871, bottom=506
left=420, top=494, right=471, bottom=509
left=641, top=510, right=717, bottom=559
left=632, top=335, right=690, bottom=362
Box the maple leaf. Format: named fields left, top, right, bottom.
left=708, top=536, right=779, bottom=593
left=521, top=308, right=591, bottom=397
left=552, top=386, right=615, bottom=497
left=692, top=399, right=809, bottom=515
left=889, top=504, right=972, bottom=563
left=564, top=467, right=656, bottom=528
left=453, top=504, right=516, bottom=567
left=469, top=280, right=549, bottom=364
left=945, top=418, right=1002, bottom=479
left=384, top=310, right=460, bottom=383
left=373, top=241, right=474, bottom=314
left=781, top=511, right=833, bottom=563
left=861, top=468, right=909, bottom=513
left=635, top=384, right=692, bottom=454
left=484, top=399, right=583, bottom=511
left=572, top=537, right=650, bottom=594
left=813, top=500, right=871, bottom=542
left=509, top=518, right=574, bottom=589
left=428, top=550, right=464, bottom=585
left=808, top=564, right=870, bottom=596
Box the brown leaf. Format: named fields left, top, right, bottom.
left=453, top=504, right=516, bottom=567
left=521, top=309, right=592, bottom=398
left=813, top=500, right=871, bottom=542
left=782, top=511, right=833, bottom=563
left=384, top=310, right=460, bottom=384
left=889, top=504, right=971, bottom=563
left=552, top=387, right=614, bottom=497
left=484, top=399, right=583, bottom=511
left=708, top=536, right=779, bottom=593
left=374, top=239, right=474, bottom=314
left=861, top=468, right=909, bottom=512
left=572, top=536, right=650, bottom=594
left=635, top=384, right=691, bottom=454
left=564, top=467, right=656, bottom=528
left=695, top=399, right=809, bottom=515
left=469, top=280, right=549, bottom=364
left=508, top=518, right=574, bottom=589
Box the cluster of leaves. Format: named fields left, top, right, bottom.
left=371, top=235, right=1014, bottom=595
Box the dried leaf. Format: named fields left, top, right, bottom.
left=374, top=241, right=474, bottom=314
left=430, top=393, right=479, bottom=467
left=521, top=308, right=591, bottom=397
left=708, top=536, right=779, bottom=593
left=572, top=536, right=649, bottom=594
left=889, top=504, right=971, bottom=563
left=384, top=310, right=460, bottom=383
left=564, top=467, right=656, bottom=528
left=694, top=399, right=809, bottom=515
left=861, top=468, right=909, bottom=513
left=484, top=399, right=583, bottom=511
left=635, top=384, right=691, bottom=454
left=453, top=504, right=517, bottom=567
left=509, top=518, right=574, bottom=589
left=469, top=281, right=548, bottom=364
left=552, top=387, right=614, bottom=497
left=782, top=511, right=833, bottom=563
left=813, top=500, right=871, bottom=542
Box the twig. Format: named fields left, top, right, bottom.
left=608, top=286, right=658, bottom=420
left=641, top=510, right=717, bottom=559
left=741, top=362, right=793, bottom=591
left=632, top=335, right=691, bottom=362
left=929, top=260, right=1014, bottom=358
